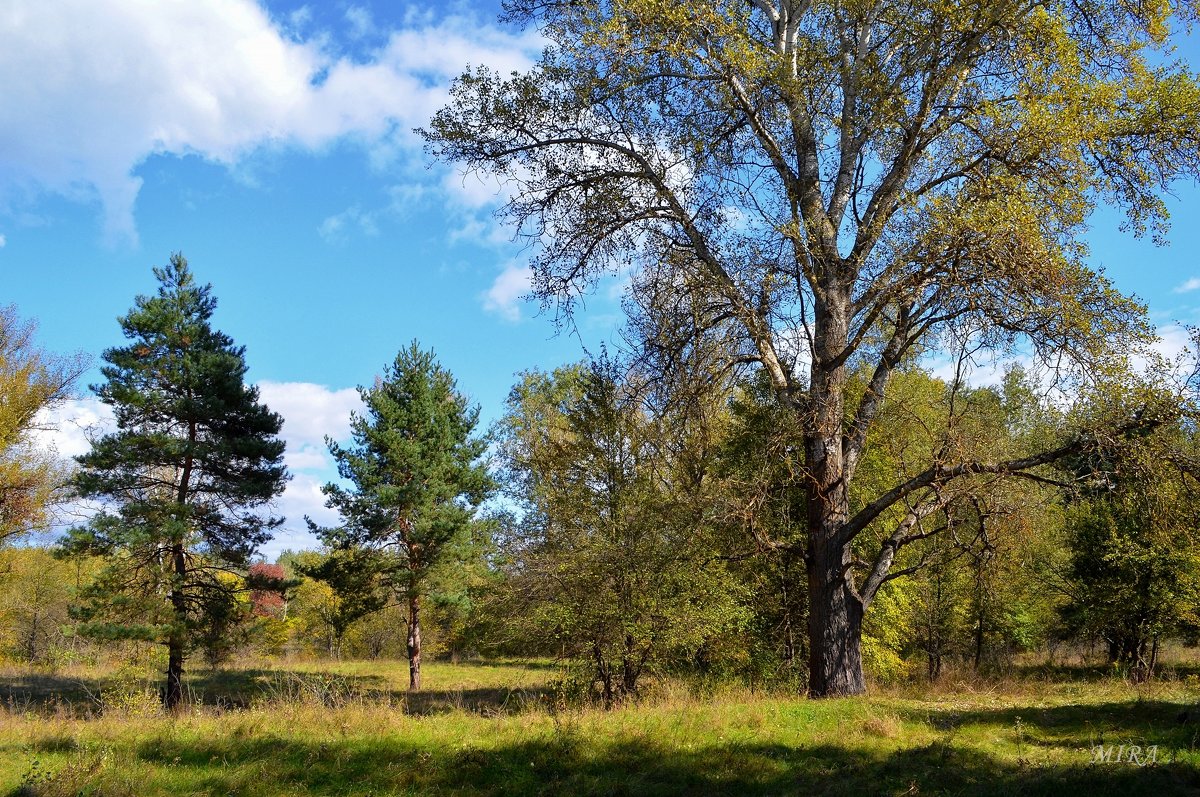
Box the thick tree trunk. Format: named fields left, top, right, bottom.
left=407, top=593, right=422, bottom=692
left=804, top=286, right=868, bottom=697
left=806, top=539, right=866, bottom=696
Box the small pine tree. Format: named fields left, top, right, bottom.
left=311, top=342, right=493, bottom=690
left=61, top=254, right=287, bottom=709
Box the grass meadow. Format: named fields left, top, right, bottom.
left=2, top=658, right=1200, bottom=796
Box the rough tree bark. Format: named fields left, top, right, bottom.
left=407, top=592, right=422, bottom=692
left=166, top=544, right=187, bottom=711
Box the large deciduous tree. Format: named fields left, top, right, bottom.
left=425, top=0, right=1200, bottom=695
left=62, top=255, right=287, bottom=710
left=312, top=343, right=493, bottom=691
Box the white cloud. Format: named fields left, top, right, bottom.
left=0, top=1, right=543, bottom=242
left=262, top=471, right=338, bottom=558
left=287, top=6, right=313, bottom=32
left=284, top=444, right=333, bottom=472
left=31, top=396, right=114, bottom=459
left=318, top=205, right=379, bottom=242
left=1175, top=277, right=1200, bottom=294
left=482, top=262, right=533, bottom=321
left=345, top=6, right=374, bottom=39
left=0, top=233, right=6, bottom=248
left=256, top=380, right=362, bottom=456
left=444, top=169, right=514, bottom=210
left=930, top=355, right=1031, bottom=389
left=1132, top=322, right=1196, bottom=380
left=255, top=381, right=364, bottom=556
left=1153, top=323, right=1192, bottom=360
left=26, top=382, right=360, bottom=555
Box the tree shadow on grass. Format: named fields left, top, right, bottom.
left=895, top=699, right=1200, bottom=759
left=0, top=672, right=107, bottom=715
left=449, top=659, right=560, bottom=671
left=0, top=667, right=553, bottom=718
left=16, top=731, right=1200, bottom=797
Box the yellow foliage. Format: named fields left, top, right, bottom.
left=0, top=307, right=83, bottom=541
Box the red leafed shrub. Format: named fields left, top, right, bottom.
left=248, top=563, right=287, bottom=618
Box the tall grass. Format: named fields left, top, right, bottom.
left=2, top=658, right=1199, bottom=796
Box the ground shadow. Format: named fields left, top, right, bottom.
left=897, top=698, right=1200, bottom=758
left=0, top=667, right=553, bottom=717
left=15, top=726, right=1200, bottom=796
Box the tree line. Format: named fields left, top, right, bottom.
left=5, top=0, right=1200, bottom=706
left=1, top=252, right=1199, bottom=710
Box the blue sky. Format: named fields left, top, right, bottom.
left=3, top=0, right=1199, bottom=556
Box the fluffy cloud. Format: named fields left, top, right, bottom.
left=254, top=381, right=364, bottom=556
left=482, top=261, right=533, bottom=321
left=30, top=381, right=362, bottom=556
left=1175, top=277, right=1200, bottom=294
left=262, top=471, right=340, bottom=558
left=0, top=0, right=542, bottom=241
left=32, top=396, right=114, bottom=459
left=256, top=379, right=362, bottom=463
left=255, top=381, right=365, bottom=556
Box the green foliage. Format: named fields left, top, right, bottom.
left=1058, top=431, right=1200, bottom=675
left=426, top=0, right=1200, bottom=696
left=59, top=254, right=287, bottom=704
left=314, top=342, right=492, bottom=586
left=862, top=580, right=914, bottom=683
left=0, top=546, right=102, bottom=665
left=497, top=358, right=747, bottom=703
left=310, top=342, right=493, bottom=686
left=713, top=373, right=809, bottom=681
left=294, top=549, right=390, bottom=659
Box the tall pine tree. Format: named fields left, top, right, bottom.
left=312, top=342, right=492, bottom=690
left=62, top=255, right=287, bottom=709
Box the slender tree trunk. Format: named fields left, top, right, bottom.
left=165, top=423, right=196, bottom=711
left=166, top=635, right=185, bottom=711
left=407, top=593, right=422, bottom=691
left=780, top=570, right=797, bottom=669
left=804, top=286, right=867, bottom=697
left=165, top=544, right=187, bottom=711
left=23, top=603, right=41, bottom=663
left=974, top=621, right=985, bottom=672
left=782, top=616, right=796, bottom=670
left=622, top=633, right=638, bottom=696
left=593, top=641, right=613, bottom=707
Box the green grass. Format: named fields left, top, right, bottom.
left=2, top=660, right=1199, bottom=796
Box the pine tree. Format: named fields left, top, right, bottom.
left=61, top=254, right=287, bottom=710
left=312, top=342, right=492, bottom=691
